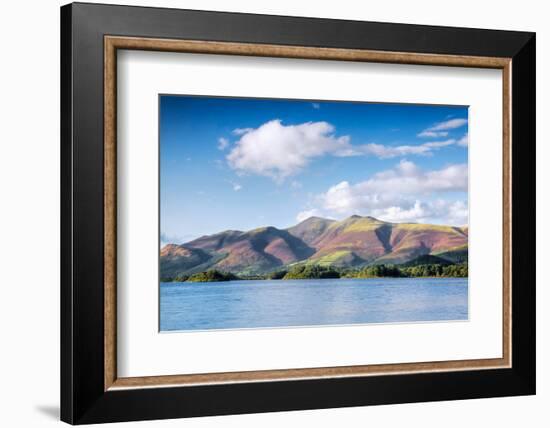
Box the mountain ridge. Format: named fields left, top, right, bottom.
left=161, top=215, right=468, bottom=278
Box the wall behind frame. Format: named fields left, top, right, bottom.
left=0, top=1, right=545, bottom=427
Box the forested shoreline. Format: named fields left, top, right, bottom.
left=161, top=262, right=468, bottom=283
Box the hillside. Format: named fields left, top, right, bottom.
left=162, top=226, right=315, bottom=278
left=286, top=216, right=335, bottom=246
left=160, top=215, right=468, bottom=278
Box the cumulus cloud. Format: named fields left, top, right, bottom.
left=217, top=137, right=229, bottom=151
left=226, top=119, right=352, bottom=181
left=296, top=160, right=468, bottom=225
left=226, top=120, right=458, bottom=180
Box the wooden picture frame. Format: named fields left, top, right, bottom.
left=61, top=2, right=535, bottom=424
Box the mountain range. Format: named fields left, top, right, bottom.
left=160, top=215, right=468, bottom=278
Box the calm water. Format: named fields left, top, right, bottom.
left=160, top=277, right=468, bottom=332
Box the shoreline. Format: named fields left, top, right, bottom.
left=161, top=276, right=469, bottom=284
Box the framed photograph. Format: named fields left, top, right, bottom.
left=61, top=2, right=535, bottom=424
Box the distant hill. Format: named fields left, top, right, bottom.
left=399, top=254, right=453, bottom=267
left=162, top=226, right=315, bottom=278
left=160, top=244, right=225, bottom=278
left=160, top=215, right=468, bottom=278
left=286, top=216, right=335, bottom=246
left=433, top=244, right=469, bottom=263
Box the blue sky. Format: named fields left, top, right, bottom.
left=160, top=95, right=468, bottom=245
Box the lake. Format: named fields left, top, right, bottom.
left=160, top=277, right=468, bottom=332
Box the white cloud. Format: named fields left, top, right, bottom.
left=457, top=133, right=469, bottom=147
left=424, top=118, right=467, bottom=132
left=356, top=140, right=455, bottom=158
left=296, top=160, right=468, bottom=225
left=443, top=200, right=469, bottom=225
left=422, top=140, right=456, bottom=148
left=225, top=180, right=242, bottom=191
left=217, top=137, right=229, bottom=151
left=417, top=130, right=449, bottom=138
left=371, top=199, right=467, bottom=225
left=232, top=127, right=253, bottom=136
left=297, top=198, right=469, bottom=225
left=358, top=143, right=431, bottom=158
left=360, top=160, right=467, bottom=194
left=226, top=120, right=458, bottom=180
left=226, top=119, right=351, bottom=181
left=418, top=118, right=467, bottom=140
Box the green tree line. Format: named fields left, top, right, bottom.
left=161, top=262, right=468, bottom=283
